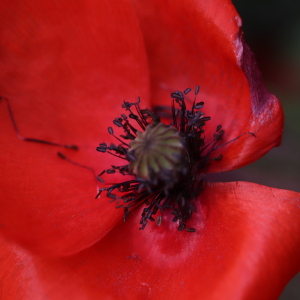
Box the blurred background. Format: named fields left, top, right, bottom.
left=232, top=0, right=300, bottom=298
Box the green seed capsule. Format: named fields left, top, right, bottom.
left=129, top=123, right=184, bottom=181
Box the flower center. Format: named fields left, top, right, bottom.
left=96, top=87, right=224, bottom=232
left=129, top=123, right=184, bottom=183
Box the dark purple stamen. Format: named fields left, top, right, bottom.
left=96, top=87, right=229, bottom=232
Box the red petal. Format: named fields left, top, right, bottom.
left=0, top=0, right=149, bottom=256
left=1, top=182, right=299, bottom=299
left=130, top=0, right=283, bottom=172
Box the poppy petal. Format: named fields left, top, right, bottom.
left=129, top=0, right=283, bottom=172
left=1, top=182, right=299, bottom=299
left=0, top=0, right=150, bottom=256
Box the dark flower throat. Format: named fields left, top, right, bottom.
left=96, top=87, right=224, bottom=232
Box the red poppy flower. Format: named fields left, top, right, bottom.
left=1, top=0, right=300, bottom=299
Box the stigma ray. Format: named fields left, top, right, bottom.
left=1, top=96, right=100, bottom=190
left=1, top=96, right=79, bottom=150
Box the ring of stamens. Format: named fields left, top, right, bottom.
left=96, top=87, right=225, bottom=232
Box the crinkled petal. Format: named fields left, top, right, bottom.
left=0, top=0, right=150, bottom=256
left=1, top=182, right=299, bottom=299
left=129, top=0, right=283, bottom=172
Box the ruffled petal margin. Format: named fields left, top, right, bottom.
left=0, top=0, right=150, bottom=256
left=129, top=0, right=283, bottom=173
left=1, top=182, right=299, bottom=299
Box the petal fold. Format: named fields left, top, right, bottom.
left=129, top=0, right=283, bottom=172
